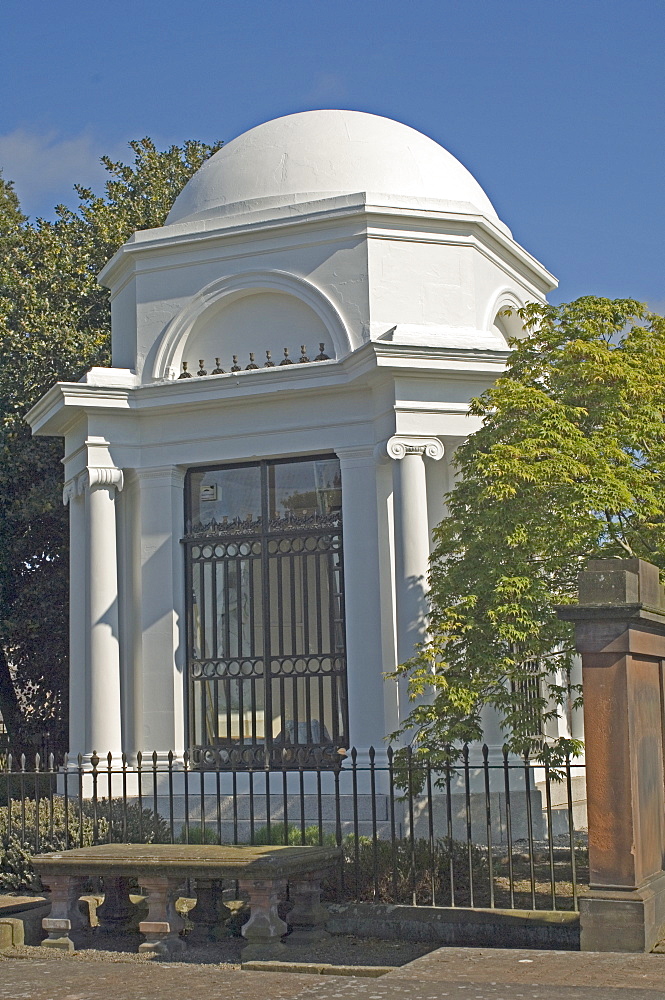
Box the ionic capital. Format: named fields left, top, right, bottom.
left=62, top=471, right=89, bottom=505
left=83, top=467, right=124, bottom=494
left=62, top=480, right=77, bottom=506
left=383, top=436, right=444, bottom=462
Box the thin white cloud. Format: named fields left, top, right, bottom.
left=0, top=128, right=121, bottom=219
left=306, top=72, right=348, bottom=104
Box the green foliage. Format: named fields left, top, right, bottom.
left=391, top=297, right=665, bottom=769
left=0, top=795, right=170, bottom=890
left=178, top=821, right=337, bottom=846
left=178, top=823, right=222, bottom=845
left=0, top=139, right=221, bottom=748
left=0, top=171, right=25, bottom=235
left=248, top=824, right=487, bottom=906
left=251, top=822, right=336, bottom=846
left=0, top=837, right=38, bottom=892
left=334, top=836, right=489, bottom=906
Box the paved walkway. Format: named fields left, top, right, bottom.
left=1, top=947, right=665, bottom=1000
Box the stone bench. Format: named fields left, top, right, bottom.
left=32, top=843, right=341, bottom=958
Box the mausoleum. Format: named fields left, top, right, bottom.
left=27, top=110, right=557, bottom=768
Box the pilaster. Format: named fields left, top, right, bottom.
left=336, top=446, right=389, bottom=753
left=134, top=466, right=186, bottom=754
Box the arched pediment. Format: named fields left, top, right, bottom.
left=152, top=270, right=352, bottom=380
left=484, top=289, right=527, bottom=346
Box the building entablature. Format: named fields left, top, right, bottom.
left=26, top=339, right=508, bottom=443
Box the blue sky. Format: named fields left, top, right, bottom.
left=2, top=0, right=663, bottom=307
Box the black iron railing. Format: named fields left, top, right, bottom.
left=0, top=745, right=586, bottom=910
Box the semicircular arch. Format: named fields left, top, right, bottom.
left=483, top=288, right=529, bottom=346
left=152, top=270, right=352, bottom=380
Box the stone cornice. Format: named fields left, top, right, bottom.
left=98, top=196, right=557, bottom=299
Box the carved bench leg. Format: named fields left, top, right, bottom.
left=285, top=877, right=329, bottom=945
left=188, top=878, right=231, bottom=943
left=97, top=877, right=139, bottom=937
left=238, top=878, right=287, bottom=960
left=41, top=875, right=88, bottom=951
left=138, top=876, right=186, bottom=956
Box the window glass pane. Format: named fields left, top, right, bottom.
left=189, top=465, right=261, bottom=529
left=268, top=459, right=341, bottom=520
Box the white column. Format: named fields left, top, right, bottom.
left=387, top=436, right=444, bottom=690
left=84, top=466, right=124, bottom=757
left=63, top=476, right=86, bottom=758
left=336, top=447, right=389, bottom=754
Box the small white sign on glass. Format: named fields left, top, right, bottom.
left=200, top=483, right=218, bottom=502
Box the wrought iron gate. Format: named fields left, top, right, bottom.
left=184, top=457, right=348, bottom=768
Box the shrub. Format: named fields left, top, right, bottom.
left=334, top=835, right=490, bottom=906
left=178, top=823, right=220, bottom=844
left=249, top=824, right=489, bottom=907
left=0, top=796, right=170, bottom=891
left=0, top=836, right=41, bottom=891
left=251, top=822, right=336, bottom=846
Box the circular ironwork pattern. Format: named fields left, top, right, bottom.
left=269, top=656, right=343, bottom=676
left=191, top=743, right=345, bottom=770
left=191, top=659, right=264, bottom=679
left=190, top=540, right=262, bottom=560
left=266, top=533, right=341, bottom=556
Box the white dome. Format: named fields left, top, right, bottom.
left=166, top=110, right=499, bottom=226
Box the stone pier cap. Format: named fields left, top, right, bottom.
left=558, top=558, right=665, bottom=650
left=576, top=558, right=665, bottom=611
left=578, top=559, right=665, bottom=612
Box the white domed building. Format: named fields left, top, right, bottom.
left=27, top=111, right=557, bottom=768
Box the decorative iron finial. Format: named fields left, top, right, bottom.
left=211, top=358, right=225, bottom=374
left=299, top=345, right=310, bottom=363
left=178, top=361, right=193, bottom=378
left=246, top=353, right=259, bottom=370
left=279, top=348, right=293, bottom=366
left=314, top=342, right=329, bottom=361
left=231, top=355, right=241, bottom=372
left=196, top=360, right=207, bottom=376
left=264, top=351, right=275, bottom=367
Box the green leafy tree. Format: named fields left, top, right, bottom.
left=0, top=139, right=221, bottom=750
left=391, top=297, right=665, bottom=770
left=0, top=172, right=25, bottom=233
